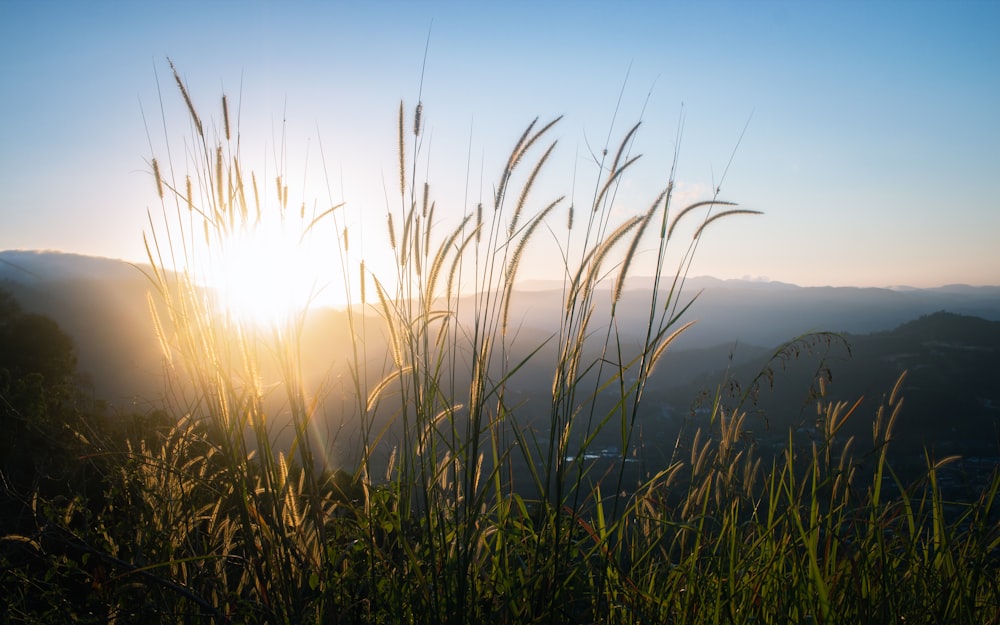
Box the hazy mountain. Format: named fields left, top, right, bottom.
left=491, top=277, right=1000, bottom=352
left=3, top=250, right=1000, bottom=419
left=1, top=250, right=167, bottom=406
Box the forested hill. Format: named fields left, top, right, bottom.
left=836, top=311, right=1000, bottom=457
left=656, top=311, right=1000, bottom=465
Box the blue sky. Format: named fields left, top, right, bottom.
left=1, top=0, right=998, bottom=289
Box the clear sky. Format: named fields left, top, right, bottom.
left=1, top=0, right=998, bottom=290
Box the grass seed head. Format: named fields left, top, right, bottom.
left=387, top=213, right=397, bottom=249
left=152, top=158, right=164, bottom=199
left=169, top=58, right=203, bottom=137
left=222, top=94, right=231, bottom=141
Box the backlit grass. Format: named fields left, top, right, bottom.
left=1, top=65, right=997, bottom=625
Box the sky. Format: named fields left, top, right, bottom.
left=1, top=0, right=998, bottom=292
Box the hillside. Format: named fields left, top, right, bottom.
left=0, top=250, right=167, bottom=406
left=642, top=312, right=1000, bottom=493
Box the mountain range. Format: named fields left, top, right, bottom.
left=3, top=249, right=999, bottom=408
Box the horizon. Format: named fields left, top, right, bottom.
left=1, top=1, right=999, bottom=293
left=2, top=248, right=998, bottom=296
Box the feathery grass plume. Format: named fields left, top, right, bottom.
left=517, top=115, right=563, bottom=170
left=301, top=203, right=343, bottom=240
left=592, top=154, right=641, bottom=213
left=571, top=214, right=643, bottom=301
left=427, top=214, right=471, bottom=300
left=613, top=187, right=667, bottom=306
left=215, top=146, right=225, bottom=213
left=692, top=208, right=763, bottom=239
left=610, top=121, right=641, bottom=176
left=502, top=196, right=564, bottom=335
left=666, top=199, right=737, bottom=240
left=342, top=227, right=349, bottom=252
left=251, top=171, right=261, bottom=222
left=873, top=371, right=906, bottom=450
left=168, top=58, right=203, bottom=137
left=475, top=202, right=483, bottom=243
left=889, top=368, right=906, bottom=406
left=510, top=140, right=558, bottom=238
left=495, top=117, right=539, bottom=209
left=152, top=158, right=164, bottom=199
left=401, top=203, right=415, bottom=266
left=567, top=203, right=574, bottom=230
left=387, top=212, right=398, bottom=249
left=222, top=94, right=231, bottom=141
left=646, top=319, right=698, bottom=376
left=883, top=383, right=903, bottom=447
left=185, top=175, right=192, bottom=210
left=413, top=215, right=422, bottom=276
left=424, top=202, right=435, bottom=257
left=366, top=366, right=412, bottom=413
left=501, top=119, right=537, bottom=179
left=414, top=101, right=423, bottom=137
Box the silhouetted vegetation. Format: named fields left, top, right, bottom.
left=1, top=289, right=89, bottom=526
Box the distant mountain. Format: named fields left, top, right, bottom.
left=0, top=250, right=146, bottom=283
left=1, top=251, right=167, bottom=406
left=499, top=278, right=1000, bottom=352
left=3, top=250, right=1000, bottom=417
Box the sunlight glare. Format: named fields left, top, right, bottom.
left=201, top=218, right=325, bottom=328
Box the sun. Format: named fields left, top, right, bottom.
left=199, top=218, right=327, bottom=329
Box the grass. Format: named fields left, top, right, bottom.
left=2, top=65, right=999, bottom=624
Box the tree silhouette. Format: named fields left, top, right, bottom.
left=1, top=288, right=85, bottom=534
left=0, top=289, right=76, bottom=386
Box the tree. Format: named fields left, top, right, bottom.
left=0, top=289, right=76, bottom=386
left=0, top=287, right=84, bottom=532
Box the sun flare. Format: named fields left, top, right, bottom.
left=198, top=218, right=328, bottom=328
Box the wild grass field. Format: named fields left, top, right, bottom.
left=2, top=66, right=998, bottom=624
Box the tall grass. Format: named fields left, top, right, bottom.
left=3, top=66, right=998, bottom=624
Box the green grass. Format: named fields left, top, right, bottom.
left=2, top=66, right=998, bottom=624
